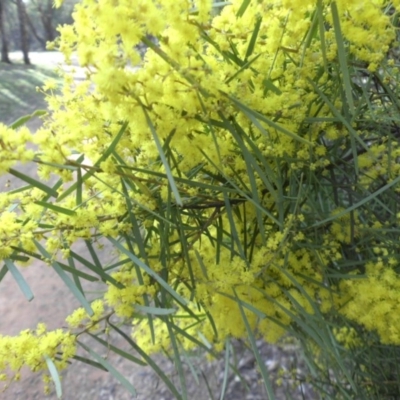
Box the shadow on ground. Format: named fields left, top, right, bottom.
left=0, top=62, right=60, bottom=125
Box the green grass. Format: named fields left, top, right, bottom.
left=0, top=62, right=60, bottom=125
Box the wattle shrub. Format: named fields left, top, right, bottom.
left=1, top=0, right=400, bottom=398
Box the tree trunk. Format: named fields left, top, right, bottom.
left=25, top=11, right=46, bottom=49
left=0, top=0, right=11, bottom=63
left=15, top=0, right=30, bottom=65
left=38, top=0, right=55, bottom=43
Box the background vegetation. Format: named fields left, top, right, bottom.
left=0, top=0, right=78, bottom=64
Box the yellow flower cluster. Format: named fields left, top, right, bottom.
left=0, top=211, right=37, bottom=259
left=332, top=0, right=394, bottom=71
left=104, top=269, right=156, bottom=318
left=66, top=299, right=105, bottom=330
left=340, top=257, right=400, bottom=345
left=0, top=124, right=34, bottom=175
left=333, top=326, right=361, bottom=349
left=0, top=324, right=75, bottom=391
left=35, top=0, right=394, bottom=188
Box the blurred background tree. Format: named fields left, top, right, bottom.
left=0, top=0, right=11, bottom=63
left=0, top=0, right=78, bottom=64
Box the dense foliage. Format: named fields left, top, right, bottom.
left=1, top=0, right=400, bottom=398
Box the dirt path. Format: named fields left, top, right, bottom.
left=9, top=51, right=86, bottom=79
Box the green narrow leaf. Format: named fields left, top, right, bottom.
left=34, top=240, right=93, bottom=316
left=108, top=237, right=188, bottom=306
left=44, top=355, right=62, bottom=398
left=97, top=122, right=129, bottom=164
left=260, top=289, right=327, bottom=348
left=317, top=0, right=328, bottom=72
left=78, top=341, right=137, bottom=396
left=197, top=331, right=213, bottom=350
left=112, top=150, right=153, bottom=197
left=234, top=289, right=276, bottom=399
left=219, top=339, right=231, bottom=400
left=196, top=92, right=223, bottom=165
left=142, top=108, right=183, bottom=206
left=225, top=94, right=313, bottom=145
left=9, top=168, right=58, bottom=198
left=68, top=249, right=123, bottom=288
left=312, top=174, right=400, bottom=228
left=373, top=71, right=400, bottom=112
left=4, top=258, right=34, bottom=301
left=134, top=304, right=177, bottom=315
left=219, top=115, right=266, bottom=244
left=267, top=14, right=289, bottom=80
left=33, top=160, right=77, bottom=171
left=0, top=264, right=8, bottom=283
left=58, top=258, right=98, bottom=282
left=34, top=200, right=76, bottom=216
left=166, top=318, right=216, bottom=354
left=279, top=268, right=323, bottom=316
left=72, top=355, right=108, bottom=371
left=272, top=280, right=358, bottom=392
left=231, top=118, right=279, bottom=197
left=174, top=208, right=196, bottom=292
left=331, top=1, right=355, bottom=114
left=141, top=35, right=209, bottom=97
left=245, top=16, right=262, bottom=60
left=262, top=78, right=282, bottom=95
left=63, top=239, right=84, bottom=292
left=9, top=109, right=47, bottom=130
left=308, top=79, right=371, bottom=174
left=194, top=249, right=209, bottom=279
left=202, top=371, right=217, bottom=400
left=57, top=121, right=128, bottom=202
left=219, top=290, right=266, bottom=319
left=229, top=38, right=240, bottom=58
left=88, top=333, right=147, bottom=366
left=223, top=192, right=246, bottom=260
left=45, top=180, right=64, bottom=203
left=104, top=257, right=131, bottom=272
left=236, top=0, right=251, bottom=17
left=76, top=161, right=83, bottom=206
left=7, top=184, right=33, bottom=195
left=211, top=1, right=231, bottom=10
left=179, top=344, right=199, bottom=385
left=164, top=316, right=188, bottom=400
left=198, top=30, right=234, bottom=66
left=127, top=164, right=238, bottom=195
left=300, top=11, right=318, bottom=62
left=300, top=9, right=319, bottom=68
left=84, top=240, right=103, bottom=271
left=120, top=183, right=148, bottom=263
left=220, top=39, right=244, bottom=66
left=198, top=148, right=281, bottom=227
left=216, top=215, right=223, bottom=264
left=23, top=247, right=93, bottom=284
left=108, top=321, right=183, bottom=400
left=6, top=253, right=29, bottom=262
left=225, top=53, right=261, bottom=85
